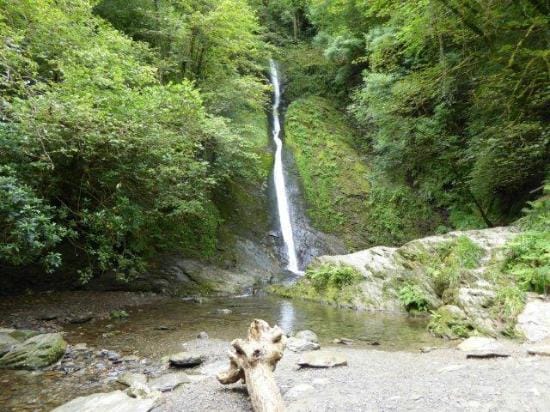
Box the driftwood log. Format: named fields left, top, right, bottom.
left=217, top=319, right=286, bottom=412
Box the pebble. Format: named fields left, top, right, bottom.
left=169, top=352, right=204, bottom=367
left=216, top=309, right=232, bottom=315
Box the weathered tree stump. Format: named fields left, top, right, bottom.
left=217, top=319, right=286, bottom=412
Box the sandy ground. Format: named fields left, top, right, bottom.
left=156, top=339, right=550, bottom=412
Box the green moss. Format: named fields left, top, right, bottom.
left=428, top=306, right=474, bottom=339
left=398, top=284, right=430, bottom=312
left=285, top=96, right=441, bottom=249
left=400, top=237, right=485, bottom=299
left=268, top=264, right=364, bottom=308
left=110, top=310, right=129, bottom=320
left=211, top=108, right=272, bottom=266
left=502, top=231, right=549, bottom=294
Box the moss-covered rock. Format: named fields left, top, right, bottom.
left=271, top=227, right=523, bottom=338
left=284, top=96, right=441, bottom=249
left=428, top=305, right=474, bottom=339
left=0, top=333, right=67, bottom=370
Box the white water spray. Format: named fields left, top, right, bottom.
left=269, top=60, right=301, bottom=275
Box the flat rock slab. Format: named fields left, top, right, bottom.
left=51, top=390, right=154, bottom=412
left=517, top=300, right=550, bottom=342
left=287, top=337, right=320, bottom=353
left=169, top=352, right=204, bottom=367
left=0, top=333, right=67, bottom=370
left=526, top=343, right=550, bottom=357
left=149, top=372, right=190, bottom=392
left=457, top=337, right=503, bottom=352
left=466, top=351, right=511, bottom=359
left=117, top=372, right=147, bottom=387
left=297, top=351, right=348, bottom=368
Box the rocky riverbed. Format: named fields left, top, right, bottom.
left=1, top=291, right=549, bottom=411
left=25, top=337, right=550, bottom=412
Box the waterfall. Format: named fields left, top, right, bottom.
left=269, top=60, right=302, bottom=275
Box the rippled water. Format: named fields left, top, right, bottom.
left=65, top=295, right=442, bottom=355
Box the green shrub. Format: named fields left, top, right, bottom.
left=428, top=307, right=472, bottom=339
left=398, top=284, right=429, bottom=312
left=503, top=232, right=549, bottom=294
left=420, top=237, right=485, bottom=298
left=306, top=264, right=363, bottom=291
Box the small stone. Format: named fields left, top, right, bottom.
left=294, top=330, right=319, bottom=344
left=73, top=343, right=88, bottom=351
left=61, top=362, right=81, bottom=373
left=286, top=337, right=320, bottom=353
left=121, top=355, right=140, bottom=362
left=154, top=326, right=171, bottom=331
left=420, top=346, right=436, bottom=353
left=297, top=351, right=347, bottom=368
left=149, top=372, right=190, bottom=392
left=197, top=331, right=209, bottom=340
left=466, top=351, right=510, bottom=359
left=526, top=343, right=550, bottom=357
left=332, top=338, right=353, bottom=345
left=110, top=310, right=129, bottom=320
left=117, top=372, right=147, bottom=387
left=68, top=313, right=93, bottom=324
left=216, top=309, right=232, bottom=315
left=38, top=313, right=58, bottom=321
left=126, top=383, right=162, bottom=403
left=169, top=352, right=204, bottom=367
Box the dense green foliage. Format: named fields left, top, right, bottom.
left=501, top=186, right=550, bottom=295
left=0, top=0, right=268, bottom=283
left=276, top=0, right=549, bottom=230
left=1, top=0, right=548, bottom=298
left=398, top=284, right=429, bottom=312
left=269, top=263, right=363, bottom=306
left=306, top=263, right=362, bottom=290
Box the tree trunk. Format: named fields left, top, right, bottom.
left=217, top=319, right=286, bottom=412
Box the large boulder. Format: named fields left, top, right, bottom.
left=516, top=300, right=550, bottom=342
left=52, top=390, right=154, bottom=412
left=0, top=333, right=67, bottom=370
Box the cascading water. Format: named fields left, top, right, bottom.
left=269, top=60, right=302, bottom=275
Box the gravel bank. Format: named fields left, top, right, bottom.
left=157, top=339, right=550, bottom=412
